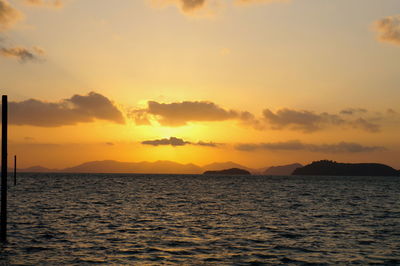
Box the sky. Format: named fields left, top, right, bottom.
left=0, top=0, right=399, bottom=169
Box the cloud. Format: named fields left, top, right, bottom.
left=131, top=100, right=389, bottom=133
left=350, top=118, right=380, bottom=133
left=374, top=15, right=400, bottom=46
left=263, top=108, right=382, bottom=133
left=195, top=141, right=219, bottom=147
left=150, top=0, right=207, bottom=14
left=263, top=108, right=344, bottom=133
left=7, top=92, right=125, bottom=127
left=23, top=0, right=63, bottom=8
left=0, top=46, right=45, bottom=62
left=235, top=140, right=385, bottom=153
left=178, top=0, right=206, bottom=12
left=152, top=0, right=286, bottom=15
left=141, top=137, right=219, bottom=147
left=130, top=100, right=243, bottom=126
left=0, top=0, right=22, bottom=31
left=235, top=0, right=289, bottom=5
left=340, top=108, right=368, bottom=115
left=142, top=137, right=190, bottom=146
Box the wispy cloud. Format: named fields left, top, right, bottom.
left=151, top=0, right=287, bottom=15
left=0, top=0, right=22, bottom=31
left=7, top=92, right=125, bottom=127
left=373, top=15, right=400, bottom=46
left=235, top=141, right=385, bottom=153
left=235, top=0, right=289, bottom=5
left=23, top=0, right=63, bottom=8
left=0, top=46, right=44, bottom=63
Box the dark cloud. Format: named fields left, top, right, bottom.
left=105, top=142, right=115, bottom=146
left=374, top=15, right=400, bottom=46
left=131, top=100, right=388, bottom=133
left=263, top=108, right=382, bottom=133
left=263, top=108, right=344, bottom=133
left=0, top=0, right=22, bottom=31
left=130, top=101, right=243, bottom=126
left=235, top=141, right=385, bottom=153
left=350, top=118, right=380, bottom=133
left=0, top=46, right=44, bottom=63
left=142, top=137, right=189, bottom=147
left=195, top=141, right=218, bottom=147
left=141, top=137, right=219, bottom=147
left=7, top=92, right=125, bottom=127
left=179, top=0, right=205, bottom=12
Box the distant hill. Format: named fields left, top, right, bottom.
left=203, top=168, right=251, bottom=175
left=13, top=160, right=399, bottom=175
left=264, top=163, right=303, bottom=176
left=293, top=160, right=400, bottom=177
left=62, top=160, right=203, bottom=174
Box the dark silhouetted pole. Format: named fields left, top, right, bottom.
left=14, top=156, right=16, bottom=186
left=1, top=95, right=7, bottom=242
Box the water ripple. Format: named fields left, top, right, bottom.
left=0, top=174, right=398, bottom=264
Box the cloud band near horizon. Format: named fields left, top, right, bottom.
left=235, top=141, right=385, bottom=153
left=131, top=100, right=388, bottom=133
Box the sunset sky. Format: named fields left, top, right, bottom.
left=1, top=0, right=399, bottom=169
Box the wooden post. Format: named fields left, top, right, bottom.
left=1, top=95, right=7, bottom=242
left=14, top=156, right=16, bottom=186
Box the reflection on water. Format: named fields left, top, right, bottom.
left=0, top=173, right=399, bottom=264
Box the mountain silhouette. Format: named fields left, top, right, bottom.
left=264, top=163, right=303, bottom=176
left=16, top=160, right=254, bottom=174
left=62, top=160, right=203, bottom=174
left=293, top=160, right=399, bottom=177
left=13, top=160, right=400, bottom=176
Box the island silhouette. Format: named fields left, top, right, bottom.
left=203, top=168, right=251, bottom=175
left=293, top=160, right=400, bottom=177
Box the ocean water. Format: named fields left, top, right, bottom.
left=0, top=173, right=399, bottom=265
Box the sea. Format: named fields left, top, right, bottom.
left=0, top=173, right=399, bottom=265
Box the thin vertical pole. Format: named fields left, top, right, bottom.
left=14, top=156, right=16, bottom=186
left=1, top=95, right=7, bottom=242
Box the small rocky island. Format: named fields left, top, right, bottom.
left=203, top=168, right=251, bottom=175
left=293, top=160, right=399, bottom=177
